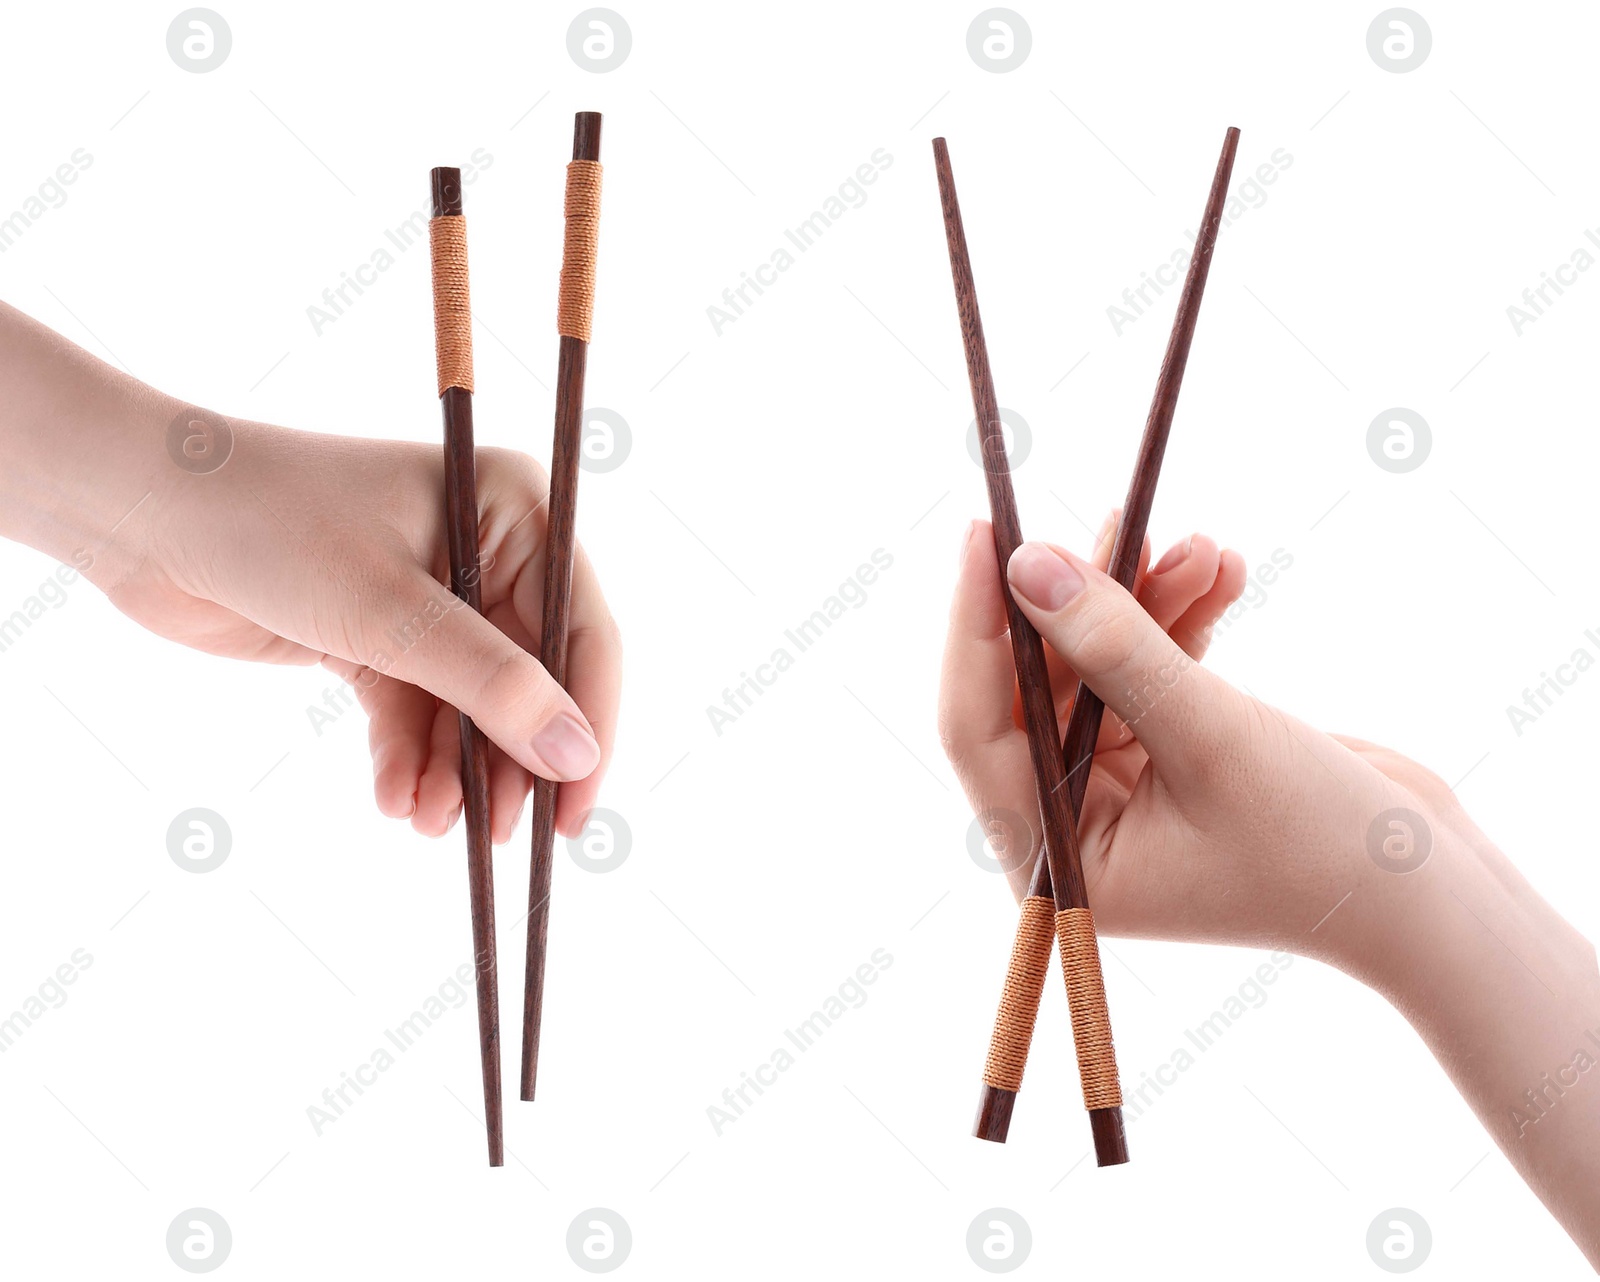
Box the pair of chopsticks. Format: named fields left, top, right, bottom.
left=934, top=127, right=1240, bottom=1166
left=426, top=111, right=604, bottom=1165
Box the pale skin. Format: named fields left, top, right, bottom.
left=7, top=295, right=1597, bottom=1260
left=0, top=300, right=620, bottom=840
left=940, top=520, right=1600, bottom=1266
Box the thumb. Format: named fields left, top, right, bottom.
left=1006, top=541, right=1243, bottom=778
left=372, top=572, right=600, bottom=782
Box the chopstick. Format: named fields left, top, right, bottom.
left=967, top=127, right=1241, bottom=1148
left=521, top=110, right=604, bottom=1102
left=933, top=136, right=1129, bottom=1167
left=427, top=165, right=503, bottom=1166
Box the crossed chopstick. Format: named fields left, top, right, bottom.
left=425, top=112, right=604, bottom=1165
left=419, top=112, right=1231, bottom=1167
left=934, top=127, right=1241, bottom=1164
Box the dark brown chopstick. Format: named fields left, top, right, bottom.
left=521, top=110, right=604, bottom=1102
left=970, top=126, right=1241, bottom=1147
left=934, top=136, right=1129, bottom=1166
left=428, top=165, right=503, bottom=1166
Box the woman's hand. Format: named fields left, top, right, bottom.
left=125, top=425, right=620, bottom=843
left=943, top=525, right=1478, bottom=969
left=941, top=527, right=1600, bottom=1264
left=0, top=301, right=619, bottom=843
left=939, top=515, right=1247, bottom=905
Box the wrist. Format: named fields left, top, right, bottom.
left=1349, top=819, right=1600, bottom=1258
left=1326, top=816, right=1598, bottom=1068
left=0, top=303, right=184, bottom=585
left=1329, top=821, right=1584, bottom=1001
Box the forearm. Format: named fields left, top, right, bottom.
left=0, top=300, right=178, bottom=581
left=1359, top=829, right=1600, bottom=1264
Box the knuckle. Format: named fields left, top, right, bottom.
left=366, top=575, right=457, bottom=670
left=479, top=447, right=549, bottom=501
left=570, top=613, right=623, bottom=674
left=592, top=612, right=623, bottom=658
left=472, top=648, right=543, bottom=716
left=1069, top=597, right=1145, bottom=679
left=936, top=702, right=965, bottom=764
left=936, top=698, right=1010, bottom=773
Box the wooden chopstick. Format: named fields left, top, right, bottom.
left=933, top=136, right=1129, bottom=1166
left=968, top=127, right=1241, bottom=1148
left=521, top=110, right=604, bottom=1102
left=427, top=165, right=503, bottom=1166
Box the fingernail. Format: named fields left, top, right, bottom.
left=1095, top=510, right=1118, bottom=551
left=1151, top=535, right=1193, bottom=575
left=531, top=712, right=601, bottom=780
left=1008, top=543, right=1085, bottom=611
left=958, top=520, right=978, bottom=569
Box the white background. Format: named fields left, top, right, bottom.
left=2, top=0, right=1597, bottom=1276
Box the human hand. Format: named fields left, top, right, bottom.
left=102, top=421, right=620, bottom=844
left=939, top=514, right=1483, bottom=972
left=940, top=515, right=1246, bottom=902
left=945, top=529, right=1540, bottom=982
left=0, top=301, right=618, bottom=844
left=957, top=533, right=1600, bottom=1263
